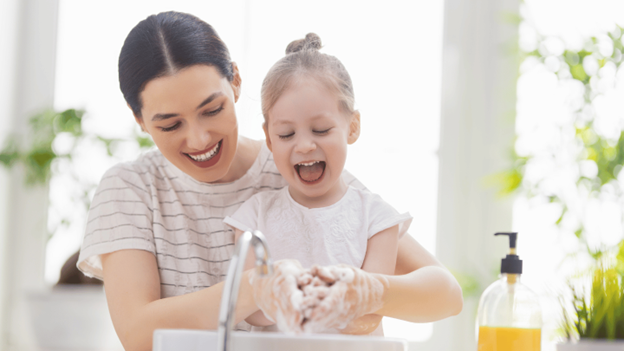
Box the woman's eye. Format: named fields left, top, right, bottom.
left=160, top=122, right=181, bottom=132
left=313, top=128, right=332, bottom=135
left=278, top=132, right=294, bottom=140
left=203, top=106, right=224, bottom=116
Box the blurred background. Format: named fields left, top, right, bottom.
left=0, top=0, right=623, bottom=350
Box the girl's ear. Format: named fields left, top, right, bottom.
left=230, top=62, right=242, bottom=103
left=130, top=104, right=149, bottom=134
left=347, top=111, right=361, bottom=144
left=263, top=122, right=273, bottom=152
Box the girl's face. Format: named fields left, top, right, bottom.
left=135, top=64, right=241, bottom=183
left=264, top=76, right=360, bottom=207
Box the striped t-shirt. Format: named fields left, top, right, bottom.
left=77, top=142, right=361, bottom=299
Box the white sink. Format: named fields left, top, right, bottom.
left=153, top=329, right=408, bottom=351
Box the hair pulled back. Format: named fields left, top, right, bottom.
left=119, top=11, right=233, bottom=117
left=261, top=33, right=355, bottom=123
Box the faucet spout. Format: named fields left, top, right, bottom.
left=217, top=230, right=273, bottom=351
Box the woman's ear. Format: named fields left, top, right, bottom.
left=129, top=104, right=149, bottom=134
left=347, top=111, right=361, bottom=144
left=230, top=62, right=242, bottom=103
left=263, top=122, right=273, bottom=152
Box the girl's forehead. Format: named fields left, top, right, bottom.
left=275, top=79, right=339, bottom=111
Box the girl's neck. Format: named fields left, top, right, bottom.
left=288, top=177, right=349, bottom=209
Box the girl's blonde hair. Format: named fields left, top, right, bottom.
left=261, top=33, right=355, bottom=124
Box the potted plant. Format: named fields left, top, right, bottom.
left=0, top=108, right=153, bottom=350
left=557, top=241, right=624, bottom=351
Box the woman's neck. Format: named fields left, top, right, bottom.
left=213, top=136, right=262, bottom=183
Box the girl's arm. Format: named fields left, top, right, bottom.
left=101, top=249, right=258, bottom=351
left=379, top=233, right=463, bottom=322
left=339, top=224, right=399, bottom=335
left=310, top=233, right=463, bottom=330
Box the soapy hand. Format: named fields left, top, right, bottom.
left=249, top=261, right=388, bottom=334
left=248, top=259, right=306, bottom=333
left=302, top=265, right=388, bottom=333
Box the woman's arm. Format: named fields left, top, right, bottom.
left=377, top=234, right=463, bottom=322
left=339, top=225, right=399, bottom=335
left=233, top=228, right=275, bottom=327
left=101, top=249, right=258, bottom=351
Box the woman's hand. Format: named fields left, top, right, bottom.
left=248, top=259, right=306, bottom=333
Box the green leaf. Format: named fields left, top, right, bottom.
left=571, top=64, right=588, bottom=83
left=136, top=134, right=154, bottom=149
left=450, top=270, right=481, bottom=299
left=55, top=109, right=83, bottom=135
left=0, top=151, right=18, bottom=167
left=24, top=147, right=56, bottom=184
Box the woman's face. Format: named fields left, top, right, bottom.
left=135, top=64, right=241, bottom=183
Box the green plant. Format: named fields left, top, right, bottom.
left=0, top=108, right=154, bottom=238
left=491, top=16, right=624, bottom=264
left=561, top=240, right=624, bottom=340
left=0, top=109, right=83, bottom=184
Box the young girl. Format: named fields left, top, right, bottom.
left=223, top=33, right=412, bottom=335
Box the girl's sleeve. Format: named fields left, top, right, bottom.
left=223, top=195, right=261, bottom=233
left=363, top=191, right=413, bottom=240
left=77, top=164, right=155, bottom=280
left=341, top=169, right=367, bottom=191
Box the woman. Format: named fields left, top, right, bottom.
left=77, top=11, right=462, bottom=351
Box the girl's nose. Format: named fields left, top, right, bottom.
left=186, top=124, right=212, bottom=151
left=294, top=136, right=316, bottom=154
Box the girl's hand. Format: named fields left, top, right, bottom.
left=303, top=265, right=389, bottom=333
left=248, top=259, right=306, bottom=333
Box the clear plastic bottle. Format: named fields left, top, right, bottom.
left=476, top=232, right=542, bottom=351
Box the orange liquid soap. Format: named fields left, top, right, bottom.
left=476, top=234, right=542, bottom=351
left=477, top=326, right=541, bottom=351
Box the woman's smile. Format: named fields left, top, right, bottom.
left=184, top=140, right=223, bottom=168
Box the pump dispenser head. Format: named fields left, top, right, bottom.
left=495, top=232, right=522, bottom=274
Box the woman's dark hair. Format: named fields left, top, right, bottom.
left=119, top=11, right=233, bottom=117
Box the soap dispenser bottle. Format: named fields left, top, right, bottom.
left=476, top=232, right=542, bottom=351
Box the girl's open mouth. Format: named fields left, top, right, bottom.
left=185, top=140, right=223, bottom=168
left=295, top=161, right=326, bottom=184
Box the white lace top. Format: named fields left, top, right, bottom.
left=223, top=186, right=412, bottom=269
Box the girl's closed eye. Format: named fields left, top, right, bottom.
left=313, top=128, right=332, bottom=135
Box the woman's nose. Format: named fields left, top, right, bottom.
left=186, top=124, right=212, bottom=151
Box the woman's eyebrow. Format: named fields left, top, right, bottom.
left=151, top=92, right=225, bottom=121
left=196, top=92, right=224, bottom=110
left=152, top=113, right=178, bottom=122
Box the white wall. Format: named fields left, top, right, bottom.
left=431, top=0, right=519, bottom=349
left=0, top=0, right=59, bottom=349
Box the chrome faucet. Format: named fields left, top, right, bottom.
left=217, top=230, right=273, bottom=351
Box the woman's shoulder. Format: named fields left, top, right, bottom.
left=98, top=148, right=174, bottom=190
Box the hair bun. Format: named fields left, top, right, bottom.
left=285, top=33, right=322, bottom=54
